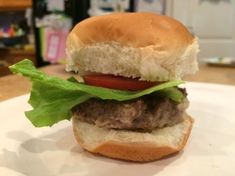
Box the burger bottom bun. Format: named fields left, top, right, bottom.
left=72, top=114, right=193, bottom=162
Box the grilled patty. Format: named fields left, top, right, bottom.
left=72, top=93, right=188, bottom=132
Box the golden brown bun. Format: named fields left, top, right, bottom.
left=68, top=12, right=193, bottom=48
left=72, top=114, right=194, bottom=162
left=66, top=12, right=199, bottom=81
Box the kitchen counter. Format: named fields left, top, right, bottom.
left=0, top=63, right=235, bottom=101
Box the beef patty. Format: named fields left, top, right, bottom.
left=72, top=93, right=189, bottom=132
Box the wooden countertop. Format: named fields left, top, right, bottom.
left=0, top=63, right=235, bottom=101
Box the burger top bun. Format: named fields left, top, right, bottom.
left=66, top=12, right=199, bottom=81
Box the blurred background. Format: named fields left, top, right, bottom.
left=0, top=0, right=234, bottom=77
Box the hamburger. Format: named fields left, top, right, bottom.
left=9, top=12, right=199, bottom=162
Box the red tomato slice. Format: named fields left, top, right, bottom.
left=83, top=74, right=158, bottom=91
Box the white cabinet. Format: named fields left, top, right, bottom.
left=166, top=0, right=235, bottom=58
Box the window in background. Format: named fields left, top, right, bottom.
left=88, top=0, right=131, bottom=16
left=134, top=0, right=165, bottom=14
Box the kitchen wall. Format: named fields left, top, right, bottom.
left=165, top=0, right=235, bottom=58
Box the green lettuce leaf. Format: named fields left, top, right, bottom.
left=9, top=59, right=185, bottom=127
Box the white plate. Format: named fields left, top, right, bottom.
left=0, top=82, right=235, bottom=176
